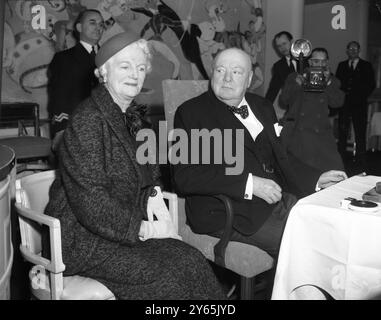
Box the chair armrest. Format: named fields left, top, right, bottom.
left=15, top=203, right=65, bottom=274
left=16, top=203, right=60, bottom=228
left=210, top=194, right=234, bottom=268
left=163, top=191, right=234, bottom=268
left=162, top=191, right=179, bottom=234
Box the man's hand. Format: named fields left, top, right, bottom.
left=317, top=170, right=348, bottom=189
left=252, top=176, right=282, bottom=204
left=52, top=130, right=64, bottom=152
left=323, top=66, right=331, bottom=84
left=295, top=74, right=305, bottom=86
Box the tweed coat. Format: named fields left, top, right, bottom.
left=45, top=85, right=224, bottom=299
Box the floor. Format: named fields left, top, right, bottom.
left=9, top=150, right=381, bottom=300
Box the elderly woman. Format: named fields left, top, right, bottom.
left=44, top=32, right=224, bottom=300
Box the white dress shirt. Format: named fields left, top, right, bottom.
left=286, top=56, right=297, bottom=71
left=233, top=98, right=321, bottom=197
left=349, top=58, right=359, bottom=70
left=230, top=97, right=264, bottom=200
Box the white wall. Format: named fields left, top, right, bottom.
left=304, top=0, right=369, bottom=74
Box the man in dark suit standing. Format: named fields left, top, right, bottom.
left=336, top=41, right=376, bottom=163
left=47, top=9, right=104, bottom=148
left=265, top=31, right=305, bottom=104
left=173, top=48, right=347, bottom=257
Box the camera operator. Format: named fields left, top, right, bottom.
left=278, top=47, right=345, bottom=172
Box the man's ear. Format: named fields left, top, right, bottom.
left=247, top=70, right=254, bottom=88
left=76, top=22, right=82, bottom=34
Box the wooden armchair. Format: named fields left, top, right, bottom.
left=14, top=170, right=115, bottom=300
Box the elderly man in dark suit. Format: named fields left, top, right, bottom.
left=336, top=41, right=376, bottom=164
left=173, top=47, right=347, bottom=257
left=47, top=9, right=104, bottom=148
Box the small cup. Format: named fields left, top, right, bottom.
left=376, top=182, right=381, bottom=194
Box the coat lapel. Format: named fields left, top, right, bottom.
left=245, top=94, right=288, bottom=162
left=73, top=43, right=92, bottom=65
left=90, top=85, right=143, bottom=181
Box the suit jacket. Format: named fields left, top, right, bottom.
left=335, top=58, right=376, bottom=106
left=265, top=56, right=308, bottom=103
left=44, top=84, right=160, bottom=275
left=47, top=43, right=98, bottom=136
left=173, top=89, right=321, bottom=236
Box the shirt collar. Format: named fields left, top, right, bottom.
left=80, top=41, right=96, bottom=54
left=349, top=58, right=359, bottom=65
left=237, top=97, right=249, bottom=109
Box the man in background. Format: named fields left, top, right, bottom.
left=48, top=9, right=104, bottom=149
left=265, top=31, right=303, bottom=104
left=336, top=41, right=376, bottom=167
left=279, top=47, right=344, bottom=172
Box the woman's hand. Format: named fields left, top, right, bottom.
left=142, top=186, right=182, bottom=241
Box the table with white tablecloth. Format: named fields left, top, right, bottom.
left=271, top=175, right=381, bottom=300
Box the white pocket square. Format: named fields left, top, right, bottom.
left=273, top=123, right=283, bottom=137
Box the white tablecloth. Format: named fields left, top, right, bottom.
left=271, top=175, right=381, bottom=300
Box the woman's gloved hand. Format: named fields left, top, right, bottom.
left=140, top=186, right=182, bottom=241
left=139, top=219, right=182, bottom=241
left=146, top=186, right=172, bottom=222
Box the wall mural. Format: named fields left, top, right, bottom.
left=2, top=0, right=266, bottom=119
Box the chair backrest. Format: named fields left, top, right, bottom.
left=0, top=103, right=40, bottom=136
left=16, top=170, right=55, bottom=213
left=162, top=80, right=209, bottom=227
left=15, top=170, right=56, bottom=258
left=162, top=80, right=209, bottom=133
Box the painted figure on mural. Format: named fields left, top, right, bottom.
left=242, top=29, right=264, bottom=92
left=197, top=21, right=225, bottom=78
left=128, top=1, right=181, bottom=79
left=49, top=0, right=87, bottom=51
left=3, top=17, right=55, bottom=97
left=131, top=0, right=209, bottom=79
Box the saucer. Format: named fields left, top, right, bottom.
left=348, top=200, right=380, bottom=213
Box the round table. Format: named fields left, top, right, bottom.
left=0, top=145, right=15, bottom=300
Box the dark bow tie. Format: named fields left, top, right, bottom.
left=228, top=105, right=249, bottom=119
